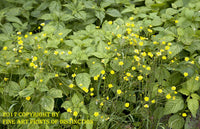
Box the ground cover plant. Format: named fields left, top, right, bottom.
left=1, top=0, right=200, bottom=129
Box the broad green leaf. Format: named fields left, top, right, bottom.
left=75, top=11, right=87, bottom=20
left=19, top=77, right=27, bottom=89
left=6, top=7, right=21, bottom=16
left=46, top=39, right=60, bottom=48
left=186, top=77, right=200, bottom=93
left=178, top=88, right=190, bottom=96
left=191, top=93, right=200, bottom=100
left=39, top=14, right=53, bottom=20
left=23, top=1, right=36, bottom=10
left=72, top=93, right=81, bottom=106
left=166, top=8, right=178, bottom=15
left=86, top=123, right=93, bottom=129
left=75, top=73, right=91, bottom=91
left=151, top=17, right=162, bottom=26
left=153, top=107, right=164, bottom=120
left=100, top=0, right=115, bottom=8
left=185, top=8, right=194, bottom=19
left=168, top=114, right=184, bottom=129
left=49, top=1, right=61, bottom=13
left=61, top=101, right=73, bottom=110
left=6, top=16, right=22, bottom=25
left=60, top=14, right=74, bottom=21
left=188, top=98, right=199, bottom=118
left=19, top=87, right=34, bottom=97
left=168, top=43, right=183, bottom=58
left=48, top=88, right=63, bottom=98
left=89, top=63, right=104, bottom=77
left=155, top=66, right=170, bottom=82
left=106, top=8, right=122, bottom=17
left=40, top=95, right=54, bottom=111
left=0, top=34, right=9, bottom=41
left=95, top=10, right=105, bottom=24
left=84, top=1, right=97, bottom=9
left=5, top=81, right=20, bottom=97
left=164, top=96, right=184, bottom=115
left=81, top=105, right=88, bottom=114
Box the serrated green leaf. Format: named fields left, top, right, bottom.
left=106, top=8, right=122, bottom=17
left=166, top=8, right=178, bottom=15
left=95, top=10, right=105, bottom=24
left=185, top=8, right=194, bottom=19
left=81, top=105, right=88, bottom=114
left=168, top=43, right=183, bottom=58
left=188, top=98, right=199, bottom=118
left=5, top=81, right=20, bottom=97
left=19, top=87, right=34, bottom=97
left=61, top=101, right=73, bottom=110
left=75, top=73, right=91, bottom=91
left=6, top=16, right=22, bottom=25
left=72, top=93, right=81, bottom=106
left=40, top=95, right=54, bottom=111
left=48, top=88, right=62, bottom=98
left=89, top=63, right=104, bottom=77
left=164, top=96, right=184, bottom=115
left=186, top=77, right=200, bottom=93
left=168, top=114, right=184, bottom=129
left=178, top=88, right=190, bottom=96
left=191, top=93, right=200, bottom=100
left=49, top=1, right=61, bottom=13
left=19, top=77, right=27, bottom=89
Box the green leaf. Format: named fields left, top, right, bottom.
left=84, top=1, right=97, bottom=9
left=95, top=10, right=105, bottom=24
left=0, top=34, right=9, bottom=41
left=48, top=88, right=62, bottom=98
left=6, top=7, right=21, bottom=16
left=61, top=101, right=73, bottom=110
left=19, top=77, right=27, bottom=89
left=168, top=114, right=184, bottom=129
left=60, top=14, right=74, bottom=21
left=188, top=98, right=199, bottom=118
left=46, top=39, right=60, bottom=48
left=106, top=8, right=122, bottom=17
left=72, top=93, right=81, bottom=106
left=178, top=88, right=190, bottom=96
left=151, top=17, right=162, bottom=26
left=185, top=8, right=194, bottom=19
left=89, top=63, right=104, bottom=77
left=186, top=77, right=200, bottom=93
left=81, top=105, right=88, bottom=114
left=6, top=16, right=22, bottom=25
left=164, top=96, right=184, bottom=115
left=168, top=43, right=183, bottom=58
left=19, top=87, right=34, bottom=97
left=40, top=95, right=54, bottom=111
left=155, top=66, right=170, bottom=82
left=5, top=81, right=20, bottom=97
left=153, top=107, right=164, bottom=120
left=49, top=1, right=61, bottom=13
left=191, top=93, right=200, bottom=100
left=75, top=73, right=91, bottom=91
left=86, top=123, right=93, bottom=129
left=39, top=14, right=53, bottom=20
left=166, top=8, right=178, bottom=15
left=75, top=11, right=87, bottom=20
left=100, top=0, right=115, bottom=8
left=23, top=1, right=35, bottom=10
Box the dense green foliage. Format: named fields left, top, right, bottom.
left=1, top=0, right=200, bottom=129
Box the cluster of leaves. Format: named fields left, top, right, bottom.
left=1, top=0, right=200, bottom=129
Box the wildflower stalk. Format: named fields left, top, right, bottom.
left=97, top=74, right=103, bottom=100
